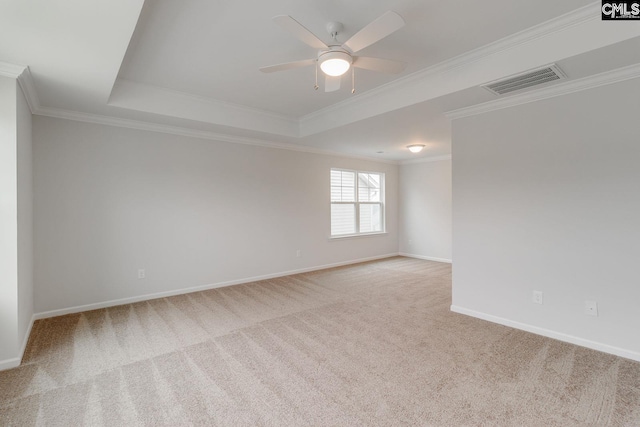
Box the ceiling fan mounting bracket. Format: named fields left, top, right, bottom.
left=326, top=21, right=343, bottom=39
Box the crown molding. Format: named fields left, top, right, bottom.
left=16, top=67, right=40, bottom=114
left=445, top=63, right=640, bottom=120
left=0, top=61, right=27, bottom=78
left=113, top=79, right=299, bottom=125
left=400, top=155, right=452, bottom=165
left=109, top=79, right=300, bottom=138
left=0, top=62, right=41, bottom=114
left=35, top=106, right=398, bottom=165
left=300, top=2, right=601, bottom=134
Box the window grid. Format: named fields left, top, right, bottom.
left=330, top=169, right=384, bottom=237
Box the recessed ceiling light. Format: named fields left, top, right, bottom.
left=376, top=151, right=384, bottom=154
left=407, top=144, right=425, bottom=153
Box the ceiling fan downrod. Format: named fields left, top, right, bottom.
left=326, top=21, right=343, bottom=41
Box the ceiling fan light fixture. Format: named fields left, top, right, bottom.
left=319, top=51, right=352, bottom=77
left=407, top=144, right=425, bottom=153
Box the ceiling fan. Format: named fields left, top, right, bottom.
left=259, top=11, right=407, bottom=93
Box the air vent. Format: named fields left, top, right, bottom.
left=482, top=64, right=566, bottom=96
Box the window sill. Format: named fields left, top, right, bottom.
left=329, top=232, right=388, bottom=241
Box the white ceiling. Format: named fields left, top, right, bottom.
left=2, top=0, right=640, bottom=162
left=119, top=0, right=590, bottom=117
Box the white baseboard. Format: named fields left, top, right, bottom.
left=0, top=357, right=21, bottom=371
left=399, top=252, right=452, bottom=264
left=20, top=314, right=35, bottom=358
left=34, top=253, right=400, bottom=321
left=0, top=314, right=36, bottom=371
left=450, top=305, right=640, bottom=362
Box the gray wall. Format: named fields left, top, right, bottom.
left=399, top=159, right=452, bottom=262
left=452, top=79, right=640, bottom=359
left=33, top=116, right=399, bottom=314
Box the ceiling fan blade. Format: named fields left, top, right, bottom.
left=259, top=58, right=316, bottom=73
left=273, top=15, right=328, bottom=49
left=325, top=75, right=341, bottom=92
left=353, top=56, right=406, bottom=74
left=343, top=11, right=405, bottom=53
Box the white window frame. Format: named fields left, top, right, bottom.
left=330, top=168, right=385, bottom=238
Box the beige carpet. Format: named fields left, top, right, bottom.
left=1, top=257, right=639, bottom=426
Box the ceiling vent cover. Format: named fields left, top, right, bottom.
left=482, top=64, right=566, bottom=96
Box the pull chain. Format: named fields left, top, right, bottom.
left=351, top=67, right=355, bottom=94
left=314, top=61, right=319, bottom=90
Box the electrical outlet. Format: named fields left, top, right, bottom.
left=532, top=291, right=543, bottom=305
left=296, top=249, right=301, bottom=257
left=138, top=269, right=146, bottom=279
left=585, top=300, right=598, bottom=316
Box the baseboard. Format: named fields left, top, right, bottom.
left=399, top=252, right=452, bottom=264
left=0, top=357, right=21, bottom=371
left=450, top=305, right=640, bottom=362
left=19, top=314, right=36, bottom=359
left=0, top=314, right=36, bottom=371
left=34, top=253, right=400, bottom=321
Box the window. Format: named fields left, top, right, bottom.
left=331, top=169, right=384, bottom=237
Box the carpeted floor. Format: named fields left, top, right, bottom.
left=1, top=257, right=639, bottom=426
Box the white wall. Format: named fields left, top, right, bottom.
left=399, top=159, right=452, bottom=262
left=17, top=83, right=33, bottom=351
left=451, top=79, right=640, bottom=360
left=0, top=76, right=32, bottom=369
left=33, top=116, right=399, bottom=314
left=0, top=76, right=19, bottom=362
